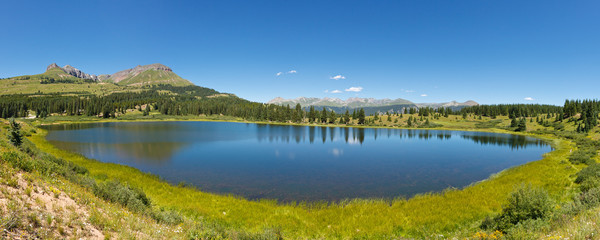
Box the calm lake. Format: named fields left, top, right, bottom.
left=43, top=121, right=551, bottom=202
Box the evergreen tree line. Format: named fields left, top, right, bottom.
left=0, top=89, right=368, bottom=124
left=0, top=88, right=597, bottom=130
left=565, top=99, right=600, bottom=133
left=460, top=104, right=563, bottom=119
left=40, top=76, right=96, bottom=84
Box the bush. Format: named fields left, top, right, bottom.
left=484, top=185, right=554, bottom=232
left=151, top=208, right=183, bottom=225
left=578, top=187, right=600, bottom=209
left=503, top=218, right=548, bottom=240
left=92, top=180, right=151, bottom=213
left=575, top=164, right=600, bottom=184
left=569, top=149, right=596, bottom=165
left=1, top=151, right=34, bottom=172
left=579, top=177, right=600, bottom=192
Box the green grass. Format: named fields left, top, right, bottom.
left=0, top=67, right=150, bottom=96
left=117, top=69, right=193, bottom=87
left=0, top=78, right=135, bottom=96
left=27, top=115, right=580, bottom=238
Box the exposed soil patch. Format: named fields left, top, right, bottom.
left=0, top=173, right=104, bottom=239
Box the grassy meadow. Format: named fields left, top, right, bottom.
left=0, top=78, right=134, bottom=96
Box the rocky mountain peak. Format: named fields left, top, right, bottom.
left=270, top=97, right=285, bottom=102
left=44, top=63, right=99, bottom=81
left=60, top=64, right=98, bottom=81
left=132, top=63, right=172, bottom=73
left=269, top=97, right=478, bottom=111
left=46, top=63, right=60, bottom=71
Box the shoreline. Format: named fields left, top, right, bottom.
left=26, top=116, right=577, bottom=237
left=32, top=114, right=552, bottom=138
left=32, top=116, right=566, bottom=202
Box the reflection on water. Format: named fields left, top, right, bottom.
left=43, top=122, right=551, bottom=202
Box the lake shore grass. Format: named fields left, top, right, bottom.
left=32, top=111, right=554, bottom=135
left=25, top=114, right=581, bottom=238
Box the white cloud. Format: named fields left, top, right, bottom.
left=405, top=90, right=415, bottom=93
left=276, top=72, right=282, bottom=76
left=324, top=90, right=329, bottom=93
left=524, top=97, right=534, bottom=101
left=331, top=90, right=342, bottom=93
left=330, top=148, right=343, bottom=157
left=330, top=75, right=346, bottom=80
left=420, top=94, right=428, bottom=97
left=345, top=87, right=363, bottom=92
left=288, top=70, right=297, bottom=74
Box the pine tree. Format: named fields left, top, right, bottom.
left=357, top=108, right=366, bottom=124
left=510, top=118, right=518, bottom=128
left=516, top=118, right=527, bottom=132
left=294, top=103, right=303, bottom=123
left=8, top=118, right=22, bottom=147
left=344, top=110, right=351, bottom=124
left=328, top=110, right=336, bottom=124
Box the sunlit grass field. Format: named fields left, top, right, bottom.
left=27, top=114, right=580, bottom=238
left=0, top=79, right=135, bottom=96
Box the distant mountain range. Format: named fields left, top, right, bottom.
left=44, top=63, right=193, bottom=86
left=4, top=63, right=478, bottom=115
left=268, top=97, right=478, bottom=114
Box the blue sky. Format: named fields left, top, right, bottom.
left=1, top=1, right=598, bottom=105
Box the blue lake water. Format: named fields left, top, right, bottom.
left=43, top=121, right=551, bottom=202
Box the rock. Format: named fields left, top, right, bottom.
left=60, top=65, right=99, bottom=81
left=46, top=63, right=60, bottom=71
left=106, top=63, right=173, bottom=83
left=97, top=74, right=111, bottom=81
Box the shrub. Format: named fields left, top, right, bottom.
left=575, top=164, right=600, bottom=184
left=503, top=218, right=548, bottom=240
left=1, top=151, right=34, bottom=172
left=569, top=149, right=596, bottom=165
left=484, top=185, right=554, bottom=232
left=579, top=177, right=600, bottom=192
left=578, top=187, right=600, bottom=209
left=92, top=180, right=151, bottom=213
left=151, top=208, right=183, bottom=225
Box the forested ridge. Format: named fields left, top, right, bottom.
left=0, top=82, right=598, bottom=132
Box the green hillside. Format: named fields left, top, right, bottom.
left=115, top=69, right=193, bottom=87
left=8, top=67, right=92, bottom=84
left=0, top=63, right=197, bottom=96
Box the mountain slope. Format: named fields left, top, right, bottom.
left=268, top=97, right=479, bottom=114
left=0, top=63, right=207, bottom=96
left=268, top=97, right=415, bottom=108
left=416, top=100, right=479, bottom=108
left=45, top=63, right=100, bottom=81
left=104, top=63, right=193, bottom=87
left=6, top=64, right=95, bottom=84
